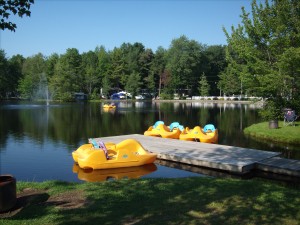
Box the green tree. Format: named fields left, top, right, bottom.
left=166, top=35, right=204, bottom=97
left=203, top=45, right=227, bottom=96
left=198, top=73, right=210, bottom=96
left=218, top=63, right=242, bottom=96
left=18, top=53, right=46, bottom=99
left=49, top=48, right=82, bottom=101
left=149, top=47, right=167, bottom=96
left=0, top=0, right=34, bottom=31
left=0, top=50, right=9, bottom=98
left=278, top=47, right=300, bottom=99
left=139, top=48, right=154, bottom=90
left=118, top=42, right=151, bottom=92
left=109, top=47, right=126, bottom=91
left=8, top=54, right=25, bottom=97
left=222, top=0, right=300, bottom=99
left=82, top=51, right=98, bottom=97
left=125, top=72, right=142, bottom=97
left=95, top=46, right=110, bottom=97
left=45, top=53, right=59, bottom=79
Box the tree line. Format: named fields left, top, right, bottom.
left=0, top=0, right=299, bottom=107
left=0, top=36, right=226, bottom=101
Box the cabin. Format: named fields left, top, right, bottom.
left=74, top=92, right=88, bottom=101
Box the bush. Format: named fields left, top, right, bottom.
left=159, top=93, right=173, bottom=100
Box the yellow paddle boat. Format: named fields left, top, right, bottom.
left=179, top=124, right=218, bottom=144
left=72, top=163, right=157, bottom=182
left=72, top=138, right=157, bottom=170
left=103, top=103, right=116, bottom=109
left=144, top=121, right=184, bottom=139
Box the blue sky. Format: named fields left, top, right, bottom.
left=1, top=0, right=253, bottom=58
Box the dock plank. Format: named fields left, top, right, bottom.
left=94, top=134, right=280, bottom=174
left=257, top=157, right=300, bottom=177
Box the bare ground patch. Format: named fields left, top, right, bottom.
left=0, top=188, right=88, bottom=218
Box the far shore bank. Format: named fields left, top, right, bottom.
left=152, top=99, right=263, bottom=105
left=103, top=98, right=265, bottom=106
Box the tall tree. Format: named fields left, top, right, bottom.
left=139, top=48, right=154, bottom=90
left=18, top=53, right=46, bottom=99
left=45, top=53, right=59, bottom=79
left=8, top=54, right=25, bottom=97
left=222, top=0, right=300, bottom=99
left=166, top=35, right=204, bottom=97
left=218, top=64, right=241, bottom=96
left=125, top=72, right=142, bottom=97
left=95, top=45, right=110, bottom=97
left=203, top=45, right=227, bottom=96
left=149, top=47, right=167, bottom=96
left=198, top=73, right=210, bottom=96
left=108, top=47, right=126, bottom=92
left=0, top=50, right=9, bottom=98
left=81, top=51, right=98, bottom=96
left=119, top=42, right=147, bottom=89
left=49, top=48, right=82, bottom=101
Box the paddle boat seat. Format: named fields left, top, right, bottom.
left=169, top=122, right=184, bottom=131
left=203, top=124, right=216, bottom=132
left=89, top=138, right=109, bottom=159
left=153, top=120, right=164, bottom=128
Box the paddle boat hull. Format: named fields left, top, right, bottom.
left=179, top=125, right=218, bottom=144
left=73, top=139, right=157, bottom=170
left=103, top=104, right=116, bottom=109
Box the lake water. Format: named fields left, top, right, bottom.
left=1, top=101, right=299, bottom=182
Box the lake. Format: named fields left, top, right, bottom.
left=1, top=101, right=299, bottom=182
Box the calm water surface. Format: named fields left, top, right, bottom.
left=1, top=101, right=299, bottom=182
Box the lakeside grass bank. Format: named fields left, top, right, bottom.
left=244, top=121, right=300, bottom=145
left=1, top=177, right=299, bottom=225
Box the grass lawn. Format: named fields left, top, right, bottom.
left=244, top=121, right=300, bottom=145
left=1, top=177, right=300, bottom=225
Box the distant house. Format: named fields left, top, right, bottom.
left=74, top=92, right=88, bottom=101
left=110, top=93, right=120, bottom=100
left=110, top=91, right=132, bottom=100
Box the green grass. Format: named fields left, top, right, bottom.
left=244, top=121, right=300, bottom=145
left=1, top=178, right=300, bottom=225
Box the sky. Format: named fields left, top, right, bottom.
left=0, top=0, right=253, bottom=58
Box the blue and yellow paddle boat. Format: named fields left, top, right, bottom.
left=144, top=121, right=184, bottom=139
left=103, top=103, right=116, bottom=109
left=179, top=124, right=218, bottom=144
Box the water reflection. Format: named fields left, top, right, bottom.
left=1, top=101, right=299, bottom=182
left=72, top=163, right=157, bottom=182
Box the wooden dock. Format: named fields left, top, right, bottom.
left=95, top=134, right=300, bottom=178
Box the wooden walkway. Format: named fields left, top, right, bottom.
left=257, top=157, right=300, bottom=177
left=94, top=134, right=300, bottom=177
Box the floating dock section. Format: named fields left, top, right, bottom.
left=95, top=134, right=300, bottom=178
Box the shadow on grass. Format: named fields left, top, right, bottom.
left=66, top=178, right=300, bottom=225
left=5, top=178, right=298, bottom=225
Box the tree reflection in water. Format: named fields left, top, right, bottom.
left=0, top=101, right=299, bottom=182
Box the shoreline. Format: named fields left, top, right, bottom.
left=105, top=98, right=265, bottom=105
